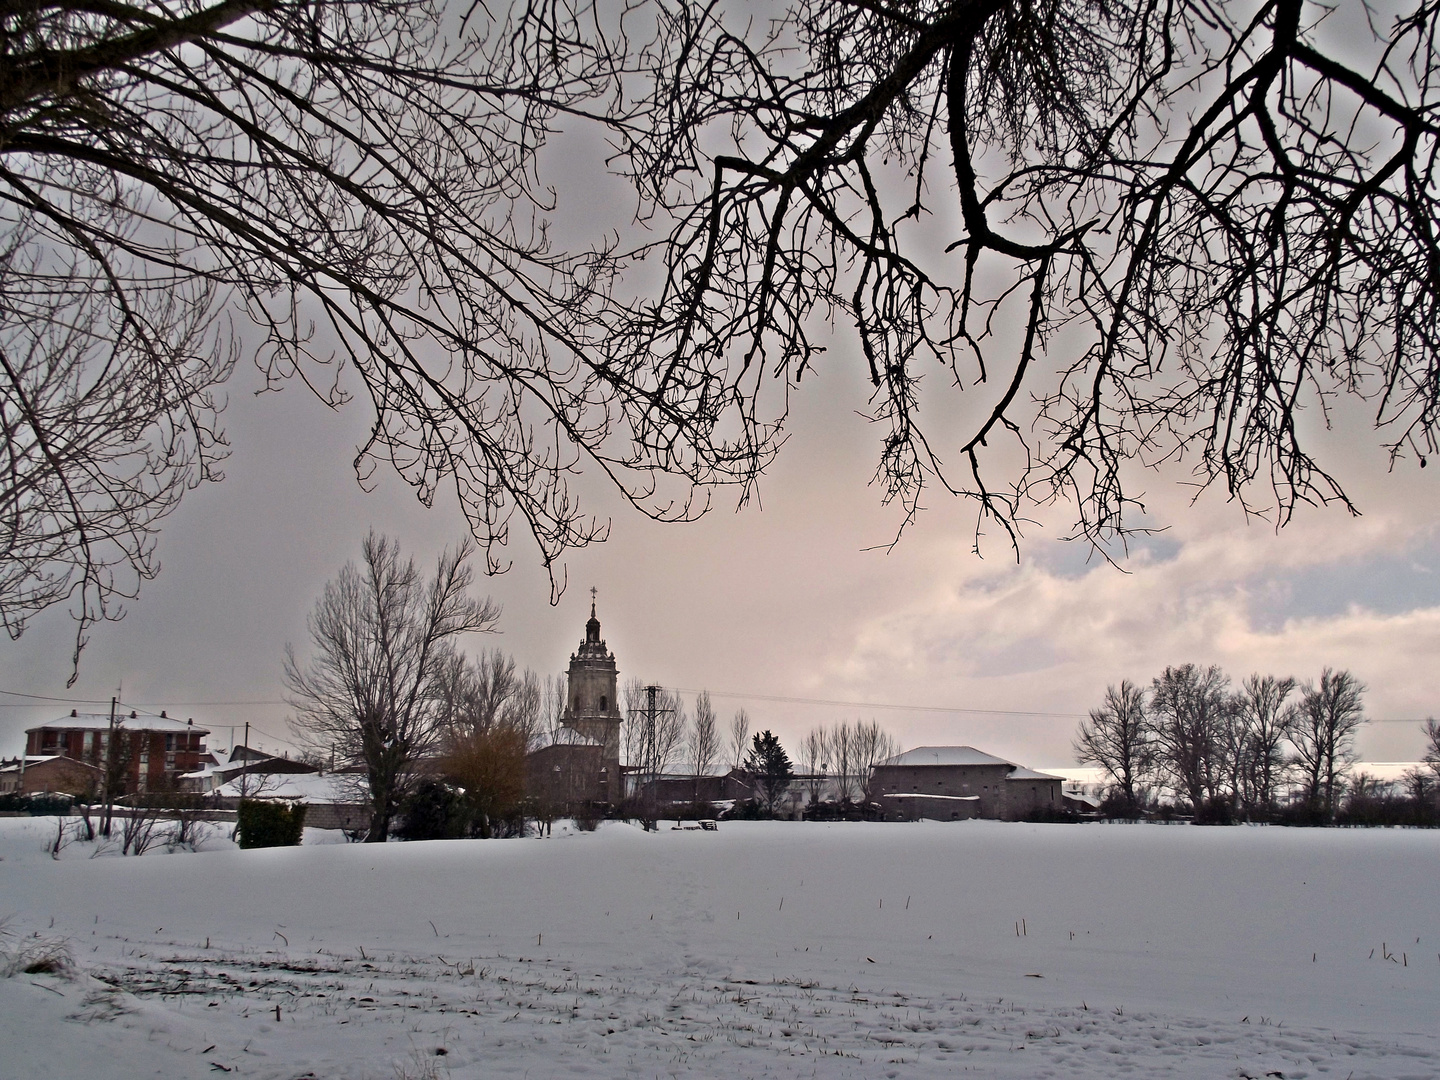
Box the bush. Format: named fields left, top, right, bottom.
left=0, top=792, right=72, bottom=816
left=720, top=798, right=767, bottom=820
left=1193, top=797, right=1236, bottom=826
left=1335, top=794, right=1438, bottom=828
left=396, top=780, right=470, bottom=841
left=573, top=804, right=602, bottom=832
left=1021, top=805, right=1081, bottom=823
left=237, top=800, right=307, bottom=849
left=802, top=800, right=883, bottom=822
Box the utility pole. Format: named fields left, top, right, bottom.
left=636, top=685, right=675, bottom=832
left=239, top=722, right=251, bottom=800
left=100, top=696, right=117, bottom=838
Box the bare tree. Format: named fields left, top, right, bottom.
left=1290, top=668, right=1367, bottom=820
left=823, top=723, right=857, bottom=806
left=1231, top=674, right=1297, bottom=816
left=0, top=0, right=656, bottom=663
left=285, top=532, right=499, bottom=841
left=688, top=691, right=720, bottom=805
left=435, top=648, right=542, bottom=836
left=16, top=2, right=1440, bottom=679
left=444, top=725, right=528, bottom=838
left=728, top=708, right=751, bottom=773
left=1074, top=680, right=1153, bottom=815
left=1422, top=717, right=1440, bottom=780
left=609, top=0, right=1440, bottom=557
left=851, top=720, right=898, bottom=804
left=1148, top=665, right=1230, bottom=813
left=800, top=727, right=827, bottom=805
left=1402, top=724, right=1437, bottom=803
left=0, top=236, right=231, bottom=678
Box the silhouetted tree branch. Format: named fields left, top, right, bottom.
left=12, top=0, right=1440, bottom=672
left=606, top=0, right=1440, bottom=553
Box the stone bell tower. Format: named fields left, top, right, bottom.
left=560, top=590, right=623, bottom=794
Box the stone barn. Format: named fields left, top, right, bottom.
left=870, top=746, right=1065, bottom=821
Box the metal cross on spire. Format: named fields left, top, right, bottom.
left=590, top=585, right=598, bottom=616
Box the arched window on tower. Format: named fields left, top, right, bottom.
left=600, top=695, right=607, bottom=711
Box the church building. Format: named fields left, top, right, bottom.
left=526, top=594, right=624, bottom=810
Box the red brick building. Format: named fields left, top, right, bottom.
left=0, top=755, right=103, bottom=796
left=24, top=710, right=211, bottom=795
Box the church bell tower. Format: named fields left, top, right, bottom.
left=560, top=591, right=623, bottom=794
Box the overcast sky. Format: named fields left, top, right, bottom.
left=3, top=314, right=1437, bottom=771
left=4, top=3, right=1439, bottom=770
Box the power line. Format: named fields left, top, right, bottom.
left=664, top=685, right=1087, bottom=718
left=1, top=684, right=1432, bottom=723
left=663, top=686, right=1432, bottom=723
left=0, top=688, right=286, bottom=707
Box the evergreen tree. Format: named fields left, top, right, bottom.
left=745, top=731, right=794, bottom=819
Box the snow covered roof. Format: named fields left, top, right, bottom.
left=30, top=712, right=210, bottom=735
left=885, top=792, right=980, bottom=801
left=211, top=772, right=359, bottom=803
left=879, top=746, right=1016, bottom=768
left=1006, top=766, right=1064, bottom=781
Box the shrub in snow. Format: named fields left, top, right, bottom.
left=396, top=780, right=470, bottom=840
left=237, top=800, right=306, bottom=848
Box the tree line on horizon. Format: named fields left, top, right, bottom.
left=1076, top=665, right=1440, bottom=824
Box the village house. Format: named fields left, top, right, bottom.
left=22, top=710, right=210, bottom=795
left=0, top=754, right=103, bottom=796
left=180, top=744, right=318, bottom=793
left=870, top=746, right=1066, bottom=821
left=635, top=765, right=757, bottom=807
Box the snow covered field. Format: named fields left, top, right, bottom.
left=1, top=817, right=1436, bottom=1080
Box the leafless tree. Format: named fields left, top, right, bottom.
left=1422, top=717, right=1440, bottom=780
left=851, top=720, right=898, bottom=803
left=23, top=0, right=1440, bottom=692
left=605, top=0, right=1440, bottom=559
left=444, top=725, right=528, bottom=838
left=1148, top=664, right=1230, bottom=812
left=438, top=648, right=547, bottom=750
left=1290, top=668, right=1367, bottom=820
left=435, top=647, right=542, bottom=835
left=0, top=0, right=664, bottom=665
left=285, top=532, right=499, bottom=841
left=688, top=690, right=720, bottom=804
left=728, top=708, right=751, bottom=772
left=15, top=2, right=1440, bottom=675
left=119, top=801, right=163, bottom=856
left=800, top=727, right=827, bottom=804
left=0, top=233, right=231, bottom=678
left=1231, top=674, right=1297, bottom=815
left=822, top=722, right=858, bottom=806
left=1074, top=680, right=1153, bottom=814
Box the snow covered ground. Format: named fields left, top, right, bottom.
left=1, top=817, right=1436, bottom=1079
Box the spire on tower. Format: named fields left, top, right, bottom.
left=584, top=587, right=602, bottom=646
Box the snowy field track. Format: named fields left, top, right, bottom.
left=1, top=818, right=1436, bottom=1079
